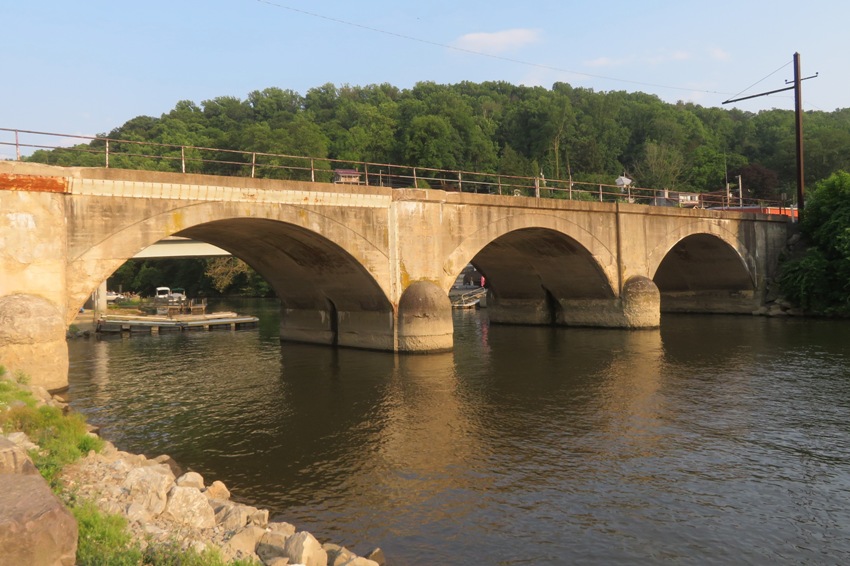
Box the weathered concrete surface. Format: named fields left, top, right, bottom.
left=0, top=169, right=69, bottom=391
left=397, top=281, right=454, bottom=352
left=621, top=276, right=661, bottom=328
left=0, top=294, right=68, bottom=392
left=0, top=162, right=790, bottom=390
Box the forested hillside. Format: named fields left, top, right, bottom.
left=29, top=81, right=850, bottom=202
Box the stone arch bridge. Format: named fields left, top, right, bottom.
left=0, top=162, right=789, bottom=390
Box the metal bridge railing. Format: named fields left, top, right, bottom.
left=0, top=126, right=793, bottom=214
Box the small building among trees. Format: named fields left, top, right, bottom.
left=334, top=169, right=362, bottom=184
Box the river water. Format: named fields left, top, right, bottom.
left=67, top=300, right=850, bottom=565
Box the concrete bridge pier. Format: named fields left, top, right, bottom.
left=659, top=290, right=758, bottom=314
left=279, top=304, right=399, bottom=351
left=0, top=188, right=69, bottom=392
left=279, top=282, right=453, bottom=353
left=280, top=300, right=394, bottom=351
left=396, top=281, right=454, bottom=353
left=487, top=276, right=661, bottom=330
left=279, top=305, right=338, bottom=346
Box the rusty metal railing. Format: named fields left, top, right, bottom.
left=0, top=126, right=793, bottom=215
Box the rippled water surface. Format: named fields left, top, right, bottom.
left=67, top=300, right=850, bottom=565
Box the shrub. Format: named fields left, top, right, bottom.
left=779, top=171, right=850, bottom=315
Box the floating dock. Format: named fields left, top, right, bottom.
left=97, top=311, right=259, bottom=334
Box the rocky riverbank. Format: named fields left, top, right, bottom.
left=1, top=380, right=386, bottom=566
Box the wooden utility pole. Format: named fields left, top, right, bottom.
left=793, top=52, right=805, bottom=212
left=723, top=52, right=816, bottom=215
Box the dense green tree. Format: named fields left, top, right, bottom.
left=634, top=141, right=685, bottom=189
left=26, top=79, right=850, bottom=199
left=731, top=163, right=781, bottom=201
left=686, top=146, right=746, bottom=192
left=779, top=171, right=850, bottom=314
left=132, top=264, right=164, bottom=297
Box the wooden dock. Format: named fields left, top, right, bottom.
left=96, top=312, right=259, bottom=334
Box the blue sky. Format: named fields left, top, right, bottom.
left=2, top=0, right=846, bottom=157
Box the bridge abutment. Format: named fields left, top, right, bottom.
left=0, top=181, right=70, bottom=391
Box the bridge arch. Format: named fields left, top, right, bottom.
left=442, top=213, right=626, bottom=327
left=649, top=225, right=757, bottom=313
left=67, top=200, right=396, bottom=349
left=442, top=212, right=618, bottom=295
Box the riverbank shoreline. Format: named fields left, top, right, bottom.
left=2, top=377, right=386, bottom=566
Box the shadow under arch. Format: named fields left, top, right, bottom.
left=64, top=197, right=394, bottom=323
left=653, top=233, right=756, bottom=314
left=462, top=227, right=616, bottom=326
left=174, top=218, right=395, bottom=349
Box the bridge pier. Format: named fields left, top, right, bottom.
left=280, top=284, right=453, bottom=353
left=488, top=276, right=661, bottom=330
left=0, top=185, right=69, bottom=391
left=279, top=306, right=337, bottom=346
left=396, top=281, right=454, bottom=353
left=660, top=290, right=758, bottom=314
left=279, top=305, right=396, bottom=350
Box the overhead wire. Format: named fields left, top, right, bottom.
left=254, top=0, right=735, bottom=96
left=726, top=60, right=792, bottom=101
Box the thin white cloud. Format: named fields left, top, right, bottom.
left=709, top=47, right=731, bottom=61
left=453, top=28, right=541, bottom=54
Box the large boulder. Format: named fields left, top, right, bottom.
left=0, top=472, right=78, bottom=566
left=0, top=436, right=38, bottom=475
left=256, top=530, right=290, bottom=563
left=203, top=479, right=230, bottom=500
left=122, top=463, right=175, bottom=517
left=175, top=471, right=205, bottom=490
left=284, top=531, right=328, bottom=566
left=163, top=486, right=216, bottom=529
left=221, top=525, right=265, bottom=562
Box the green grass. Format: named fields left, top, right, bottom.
left=1, top=370, right=260, bottom=565
left=0, top=398, right=103, bottom=487
left=0, top=378, right=38, bottom=410
left=72, top=500, right=144, bottom=566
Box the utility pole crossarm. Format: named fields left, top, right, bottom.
left=721, top=52, right=816, bottom=214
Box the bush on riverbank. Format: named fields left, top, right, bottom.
left=779, top=171, right=850, bottom=315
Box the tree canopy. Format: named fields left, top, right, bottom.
left=779, top=171, right=850, bottom=314
left=28, top=81, right=850, bottom=201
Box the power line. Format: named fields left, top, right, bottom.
left=254, top=0, right=734, bottom=96
left=726, top=60, right=792, bottom=102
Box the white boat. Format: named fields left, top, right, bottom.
left=155, top=287, right=186, bottom=302
left=105, top=291, right=125, bottom=302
